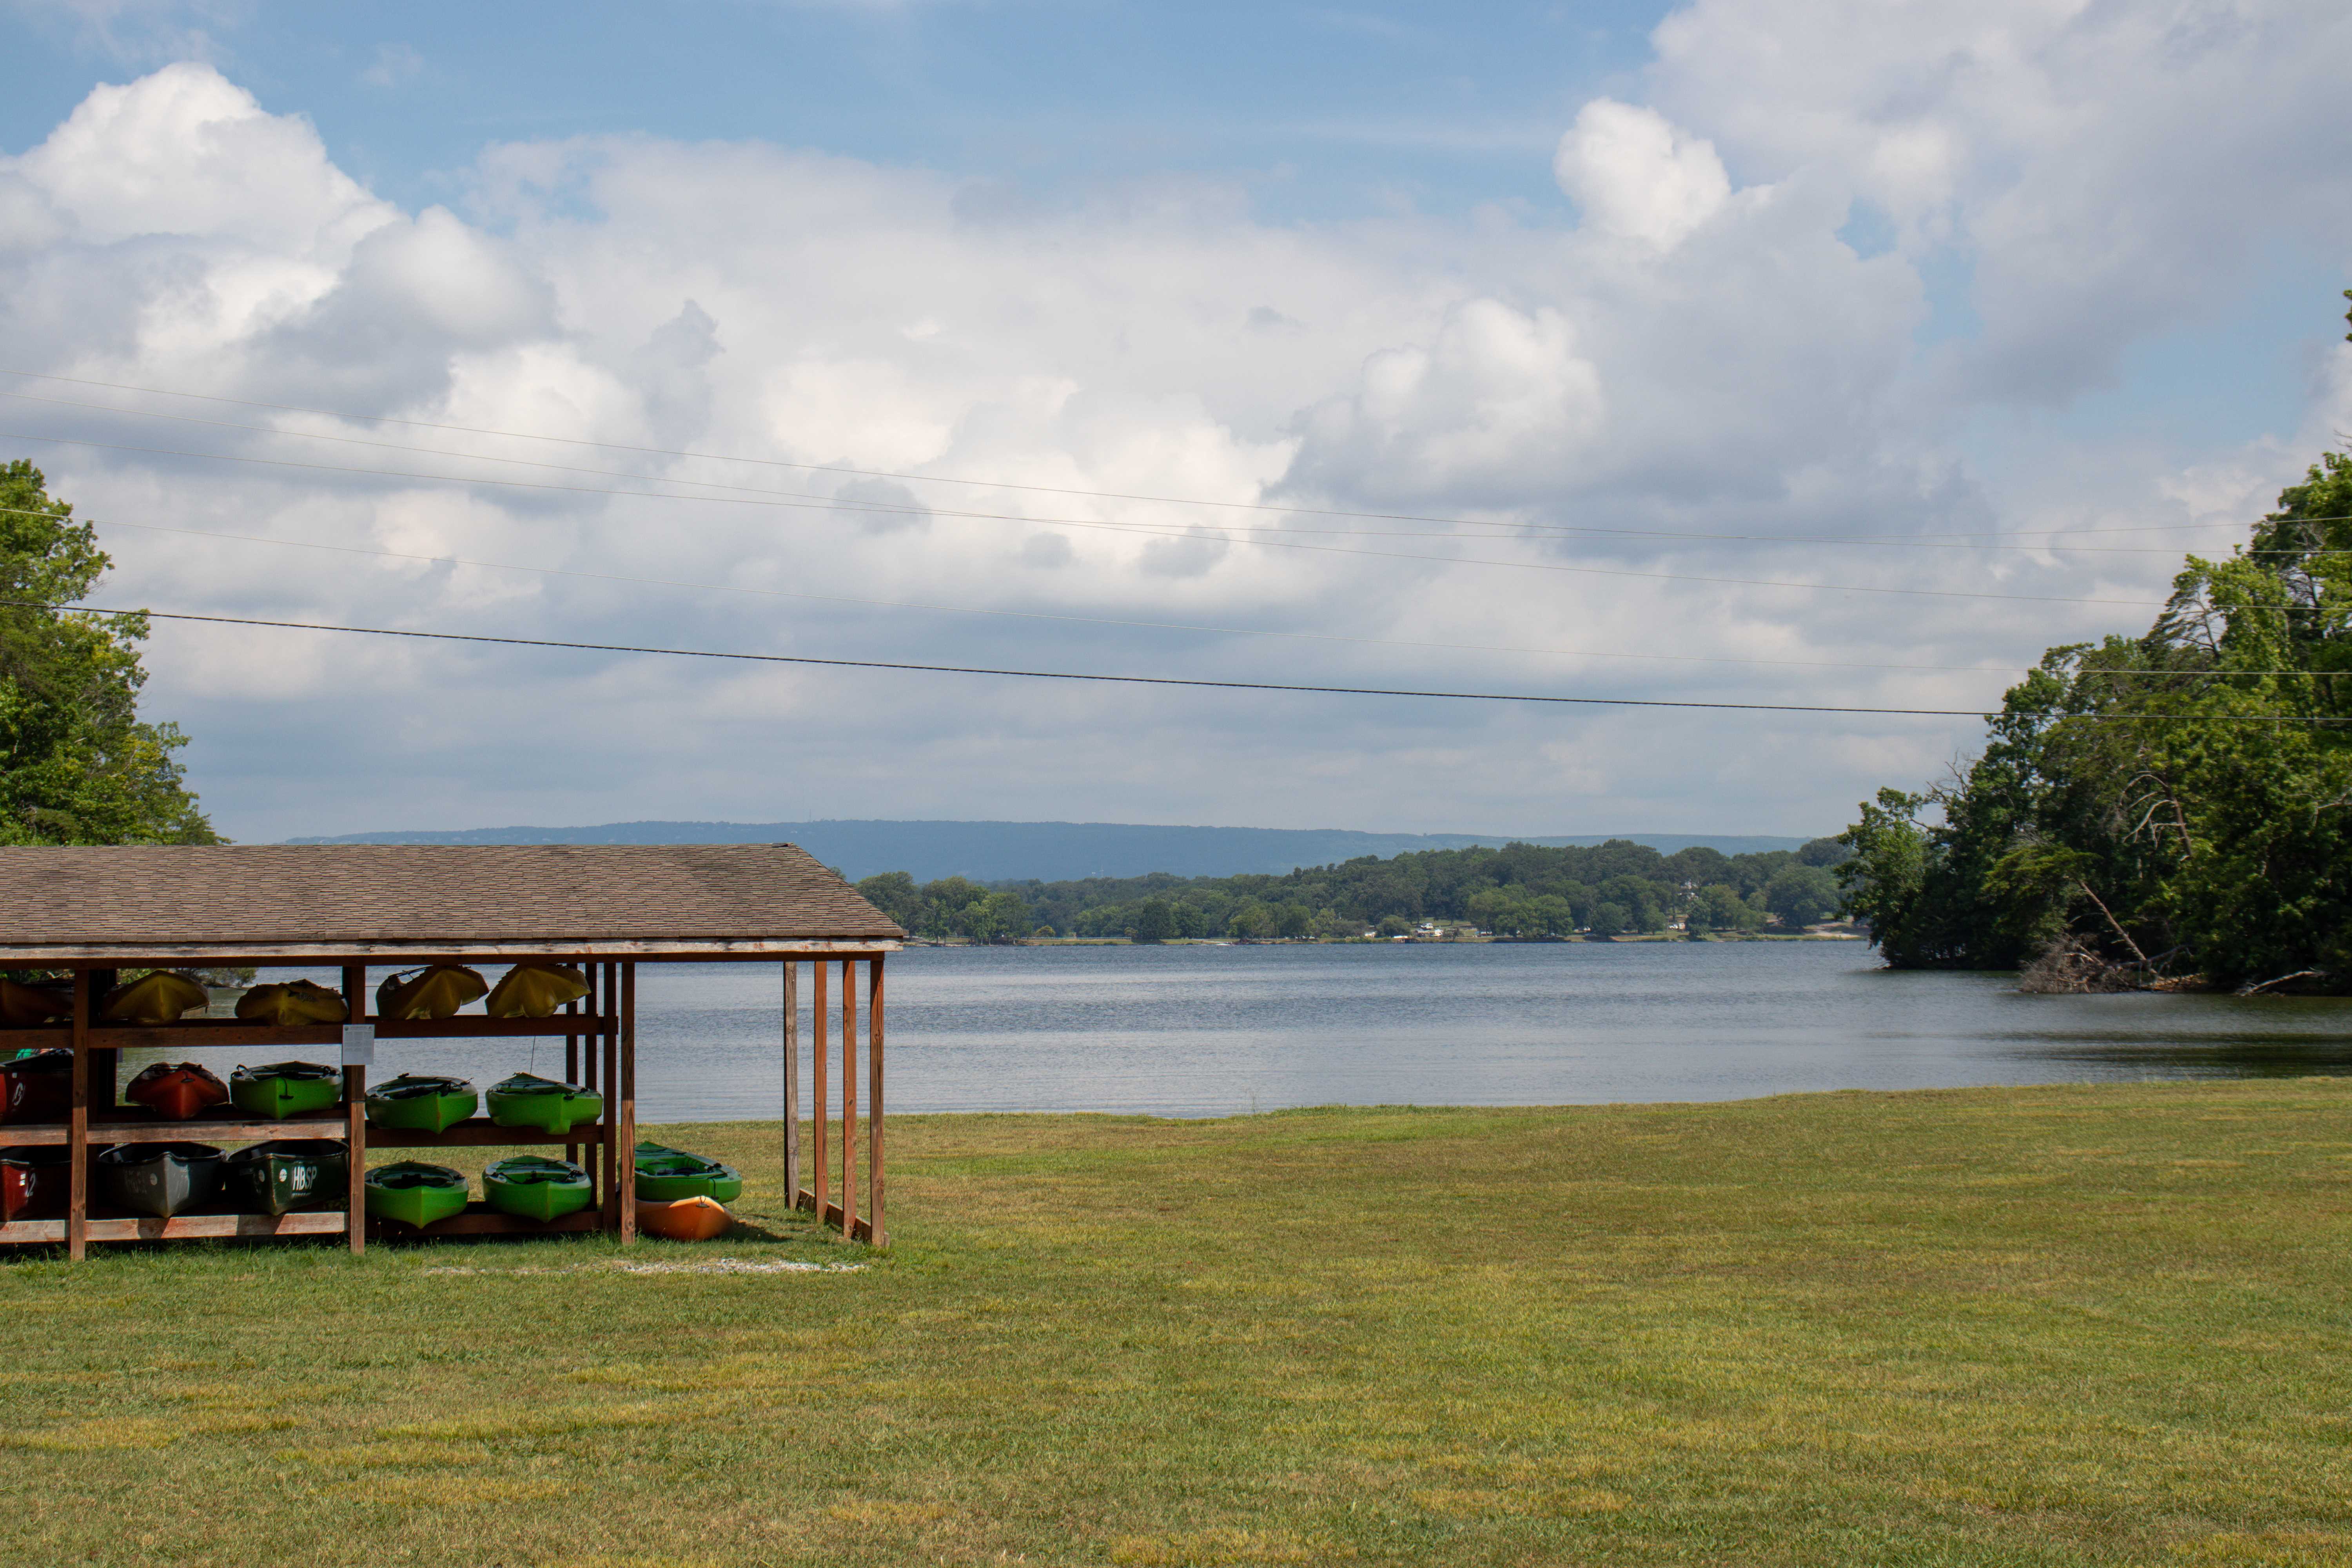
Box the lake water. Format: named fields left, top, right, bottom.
left=125, top=941, right=2352, bottom=1122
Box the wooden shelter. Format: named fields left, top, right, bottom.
left=0, top=844, right=902, bottom=1258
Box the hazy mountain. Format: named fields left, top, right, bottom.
left=286, top=819, right=1819, bottom=884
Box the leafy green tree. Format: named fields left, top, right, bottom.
left=1131, top=899, right=1176, bottom=944
left=855, top=871, right=923, bottom=931
left=1840, top=398, right=2352, bottom=985
left=1228, top=901, right=1275, bottom=938
left=1271, top=902, right=1313, bottom=938
left=1, top=462, right=215, bottom=845
left=1686, top=884, right=1764, bottom=933
left=1587, top=902, right=1631, bottom=937
left=1376, top=914, right=1411, bottom=937
left=1763, top=865, right=1839, bottom=929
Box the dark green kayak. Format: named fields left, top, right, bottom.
left=484, top=1155, right=593, bottom=1222
left=96, top=1142, right=223, bottom=1218
left=229, top=1061, right=342, bottom=1120
left=363, top=1161, right=470, bottom=1227
left=365, top=1073, right=478, bottom=1132
left=221, top=1139, right=348, bottom=1216
left=485, top=1073, right=604, bottom=1135
left=633, top=1141, right=743, bottom=1203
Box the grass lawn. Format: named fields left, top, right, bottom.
left=2, top=1081, right=2348, bottom=1566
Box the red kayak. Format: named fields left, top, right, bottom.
left=125, top=1062, right=230, bottom=1122
left=0, top=1145, right=71, bottom=1220
left=0, top=1050, right=72, bottom=1125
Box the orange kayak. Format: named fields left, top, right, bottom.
left=125, top=1062, right=230, bottom=1121
left=636, top=1195, right=731, bottom=1241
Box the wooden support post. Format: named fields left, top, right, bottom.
left=601, top=961, right=620, bottom=1226
left=868, top=954, right=885, bottom=1248
left=618, top=962, right=637, bottom=1245
left=810, top=959, right=827, bottom=1220
left=564, top=973, right=585, bottom=1175
left=68, top=969, right=89, bottom=1261
left=342, top=964, right=367, bottom=1256
left=782, top=959, right=799, bottom=1214
left=840, top=958, right=857, bottom=1243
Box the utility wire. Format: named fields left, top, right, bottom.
left=25, top=504, right=2344, bottom=680
left=0, top=428, right=2176, bottom=608
left=0, top=366, right=2258, bottom=543
left=18, top=599, right=2344, bottom=722
left=0, top=386, right=2296, bottom=556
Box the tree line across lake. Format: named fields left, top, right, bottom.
left=852, top=837, right=1850, bottom=943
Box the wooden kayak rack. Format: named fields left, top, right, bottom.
left=0, top=844, right=902, bottom=1259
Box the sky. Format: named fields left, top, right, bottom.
left=1, top=0, right=2348, bottom=845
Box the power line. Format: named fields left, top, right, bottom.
left=15, top=598, right=2345, bottom=722
left=40, top=509, right=2049, bottom=677
left=38, top=505, right=2347, bottom=680
left=0, top=366, right=2256, bottom=543
left=0, top=428, right=2176, bottom=608
left=0, top=386, right=2287, bottom=556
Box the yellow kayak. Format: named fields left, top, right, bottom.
left=236, top=979, right=350, bottom=1026
left=98, top=971, right=208, bottom=1025
left=485, top=963, right=591, bottom=1019
left=375, top=964, right=487, bottom=1021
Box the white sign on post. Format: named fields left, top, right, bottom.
left=340, top=1024, right=376, bottom=1067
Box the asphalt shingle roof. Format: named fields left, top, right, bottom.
left=0, top=843, right=903, bottom=960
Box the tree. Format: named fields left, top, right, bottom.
left=1131, top=899, right=1176, bottom=944
left=1685, top=884, right=1763, bottom=933
left=1763, top=865, right=1839, bottom=929
left=1838, top=380, right=2352, bottom=986
left=855, top=871, right=923, bottom=932
left=1, top=462, right=215, bottom=845
left=1376, top=914, right=1411, bottom=937
left=1227, top=901, right=1275, bottom=939
left=1271, top=902, right=1313, bottom=938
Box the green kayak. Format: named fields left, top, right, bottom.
left=229, top=1061, right=342, bottom=1120
left=365, top=1073, right=479, bottom=1132
left=363, top=1161, right=470, bottom=1227
left=221, top=1139, right=348, bottom=1216
left=485, top=1073, right=604, bottom=1135
left=633, top=1141, right=744, bottom=1203
left=484, top=1155, right=593, bottom=1222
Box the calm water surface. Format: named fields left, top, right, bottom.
left=129, top=941, right=2352, bottom=1122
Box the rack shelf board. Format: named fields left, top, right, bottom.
left=364, top=1118, right=608, bottom=1148
left=0, top=1014, right=615, bottom=1051
left=368, top=1202, right=603, bottom=1238
left=0, top=1209, right=348, bottom=1244
left=0, top=1111, right=352, bottom=1147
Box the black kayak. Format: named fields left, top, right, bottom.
left=96, top=1142, right=223, bottom=1218
left=221, top=1140, right=348, bottom=1216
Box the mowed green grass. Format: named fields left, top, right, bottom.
left=3, top=1082, right=2350, bottom=1567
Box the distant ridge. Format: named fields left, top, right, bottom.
left=285, top=819, right=1818, bottom=884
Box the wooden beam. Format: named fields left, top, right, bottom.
left=68, top=968, right=88, bottom=1261
left=367, top=1204, right=602, bottom=1239
left=811, top=958, right=828, bottom=1227
left=4, top=1112, right=349, bottom=1147
left=600, top=962, right=619, bottom=1225
left=868, top=954, right=885, bottom=1249
left=365, top=1119, right=610, bottom=1149
left=782, top=959, right=799, bottom=1217
left=1, top=1210, right=350, bottom=1245
left=563, top=990, right=580, bottom=1174
left=795, top=1193, right=874, bottom=1243
left=343, top=963, right=366, bottom=1256
left=618, top=961, right=638, bottom=1245
left=0, top=940, right=903, bottom=964
left=841, top=958, right=856, bottom=1244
